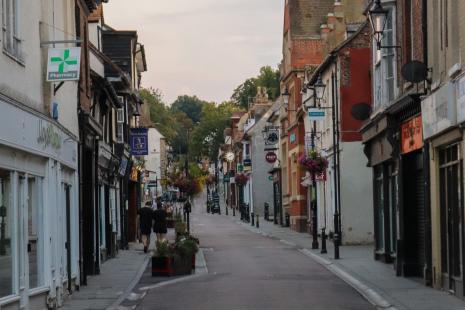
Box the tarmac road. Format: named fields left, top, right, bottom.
left=137, top=199, right=374, bottom=310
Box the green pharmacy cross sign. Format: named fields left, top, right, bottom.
left=47, top=47, right=81, bottom=82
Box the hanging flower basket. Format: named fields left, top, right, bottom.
left=205, top=174, right=216, bottom=186
left=298, top=151, right=328, bottom=175
left=234, top=173, right=249, bottom=186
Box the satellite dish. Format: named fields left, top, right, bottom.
left=401, top=60, right=428, bottom=83
left=351, top=103, right=371, bottom=121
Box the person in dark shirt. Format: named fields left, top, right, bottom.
left=138, top=201, right=153, bottom=253
left=153, top=198, right=168, bottom=242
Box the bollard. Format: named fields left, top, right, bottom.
left=251, top=212, right=255, bottom=226
left=321, top=227, right=327, bottom=254
left=226, top=205, right=228, bottom=215
left=233, top=207, right=235, bottom=216
left=256, top=214, right=259, bottom=228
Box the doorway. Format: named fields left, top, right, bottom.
left=439, top=143, right=463, bottom=296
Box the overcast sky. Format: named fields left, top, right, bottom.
left=104, top=0, right=283, bottom=105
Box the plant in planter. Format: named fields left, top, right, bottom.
left=152, top=240, right=174, bottom=277
left=234, top=173, right=249, bottom=186
left=173, top=236, right=200, bottom=274
left=175, top=221, right=187, bottom=241
left=298, top=151, right=329, bottom=175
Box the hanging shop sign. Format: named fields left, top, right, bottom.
left=265, top=152, right=277, bottom=164
left=47, top=47, right=81, bottom=81
left=264, top=128, right=279, bottom=145
left=401, top=116, right=423, bottom=154
left=130, top=128, right=149, bottom=156
left=237, top=163, right=244, bottom=172
left=289, top=133, right=296, bottom=144
left=308, top=108, right=326, bottom=121
left=243, top=159, right=252, bottom=172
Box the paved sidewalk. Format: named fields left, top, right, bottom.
left=230, top=214, right=465, bottom=310
left=62, top=242, right=149, bottom=310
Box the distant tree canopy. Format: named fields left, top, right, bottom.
left=171, top=95, right=208, bottom=124
left=188, top=101, right=241, bottom=161
left=231, top=66, right=280, bottom=109
left=141, top=65, right=275, bottom=163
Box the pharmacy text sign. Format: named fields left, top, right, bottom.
left=47, top=48, right=81, bottom=82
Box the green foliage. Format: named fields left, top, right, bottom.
left=154, top=240, right=173, bottom=258
left=140, top=88, right=177, bottom=142
left=188, top=101, right=242, bottom=161
left=171, top=95, right=208, bottom=124
left=231, top=66, right=280, bottom=109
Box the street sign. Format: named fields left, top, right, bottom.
left=265, top=152, right=277, bottom=164
left=308, top=108, right=326, bottom=121
left=237, top=164, right=244, bottom=172
left=47, top=47, right=81, bottom=81
left=268, top=175, right=273, bottom=181
left=130, top=128, right=149, bottom=156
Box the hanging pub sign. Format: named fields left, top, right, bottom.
left=401, top=116, right=423, bottom=154
left=130, top=128, right=149, bottom=156
left=47, top=47, right=81, bottom=82
left=265, top=152, right=277, bottom=164
left=243, top=158, right=252, bottom=172
left=264, top=128, right=279, bottom=145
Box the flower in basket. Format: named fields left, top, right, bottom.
left=234, top=173, right=249, bottom=186
left=174, top=177, right=190, bottom=193
left=298, top=151, right=329, bottom=174
left=206, top=174, right=216, bottom=185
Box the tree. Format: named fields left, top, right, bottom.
left=140, top=88, right=177, bottom=142
left=171, top=95, right=207, bottom=124
left=189, top=101, right=242, bottom=161
left=231, top=66, right=280, bottom=109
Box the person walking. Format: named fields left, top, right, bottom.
left=138, top=201, right=153, bottom=253
left=153, top=197, right=168, bottom=242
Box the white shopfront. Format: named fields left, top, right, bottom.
left=0, top=95, right=79, bottom=309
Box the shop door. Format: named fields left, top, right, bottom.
left=403, top=153, right=426, bottom=277
left=439, top=144, right=463, bottom=296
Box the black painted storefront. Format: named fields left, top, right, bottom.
left=362, top=95, right=432, bottom=283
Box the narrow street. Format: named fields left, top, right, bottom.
left=136, top=197, right=374, bottom=310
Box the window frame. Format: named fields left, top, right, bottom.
left=372, top=5, right=397, bottom=112
left=2, top=0, right=23, bottom=63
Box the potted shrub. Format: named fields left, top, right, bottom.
left=173, top=236, right=199, bottom=275
left=298, top=151, right=329, bottom=175
left=152, top=240, right=173, bottom=277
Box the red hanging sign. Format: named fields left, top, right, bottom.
left=265, top=152, right=277, bottom=164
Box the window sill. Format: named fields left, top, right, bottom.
left=29, top=286, right=49, bottom=297
left=0, top=295, right=20, bottom=306
left=3, top=49, right=25, bottom=67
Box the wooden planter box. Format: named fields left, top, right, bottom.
left=152, top=257, right=174, bottom=277
left=172, top=254, right=193, bottom=276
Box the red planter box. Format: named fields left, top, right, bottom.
left=152, top=257, right=173, bottom=277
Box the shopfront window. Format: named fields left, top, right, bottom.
left=0, top=169, right=13, bottom=298
left=388, top=164, right=398, bottom=254
left=27, top=176, right=44, bottom=289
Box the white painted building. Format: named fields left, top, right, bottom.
left=303, top=59, right=373, bottom=245
left=0, top=1, right=80, bottom=309
left=145, top=127, right=165, bottom=198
